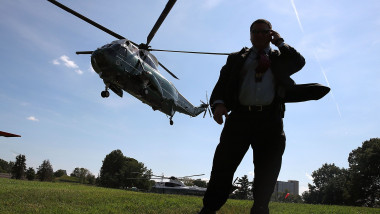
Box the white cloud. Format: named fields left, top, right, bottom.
left=305, top=172, right=313, bottom=181
left=300, top=185, right=309, bottom=194
left=52, top=55, right=84, bottom=75
left=11, top=150, right=20, bottom=157
left=60, top=55, right=79, bottom=69
left=75, top=70, right=84, bottom=75
left=27, top=116, right=39, bottom=122
left=52, top=59, right=60, bottom=65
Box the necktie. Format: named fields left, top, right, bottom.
left=255, top=50, right=270, bottom=82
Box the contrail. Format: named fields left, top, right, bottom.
left=290, top=0, right=342, bottom=118
left=290, top=0, right=304, bottom=33
left=313, top=52, right=342, bottom=118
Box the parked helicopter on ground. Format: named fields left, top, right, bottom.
left=128, top=173, right=207, bottom=196
left=47, top=0, right=226, bottom=125
left=150, top=174, right=207, bottom=196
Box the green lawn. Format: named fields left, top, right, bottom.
left=0, top=178, right=379, bottom=214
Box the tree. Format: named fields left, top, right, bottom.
left=70, top=167, right=95, bottom=184
left=193, top=179, right=207, bottom=188
left=54, top=169, right=67, bottom=177
left=86, top=173, right=96, bottom=185
left=276, top=190, right=303, bottom=203
left=99, top=150, right=127, bottom=188
left=232, top=175, right=252, bottom=200
left=0, top=158, right=11, bottom=173
left=37, top=160, right=54, bottom=181
left=26, top=167, right=36, bottom=180
left=183, top=178, right=194, bottom=186
left=302, top=163, right=349, bottom=205
left=99, top=150, right=152, bottom=190
left=11, top=154, right=26, bottom=179
left=347, top=138, right=380, bottom=207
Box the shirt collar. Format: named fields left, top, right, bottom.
left=251, top=45, right=271, bottom=55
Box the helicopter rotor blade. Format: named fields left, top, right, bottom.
left=157, top=61, right=179, bottom=80
left=149, top=48, right=230, bottom=56
left=47, top=0, right=125, bottom=40
left=181, top=174, right=205, bottom=178
left=146, top=0, right=177, bottom=46
left=76, top=51, right=93, bottom=55
left=206, top=91, right=212, bottom=117
left=200, top=92, right=212, bottom=118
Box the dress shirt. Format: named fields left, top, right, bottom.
left=212, top=43, right=285, bottom=107
left=239, top=46, right=275, bottom=106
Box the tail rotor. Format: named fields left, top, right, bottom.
left=200, top=92, right=212, bottom=118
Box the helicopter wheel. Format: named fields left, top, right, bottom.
left=101, top=90, right=110, bottom=98
left=170, top=120, right=174, bottom=125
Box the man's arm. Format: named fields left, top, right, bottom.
left=278, top=44, right=305, bottom=75
left=209, top=54, right=235, bottom=109
left=209, top=54, right=236, bottom=125
left=270, top=30, right=305, bottom=76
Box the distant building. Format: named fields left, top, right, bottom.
left=273, top=180, right=299, bottom=195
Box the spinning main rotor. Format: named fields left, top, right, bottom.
left=47, top=0, right=229, bottom=79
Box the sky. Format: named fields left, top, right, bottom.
left=1, top=0, right=380, bottom=195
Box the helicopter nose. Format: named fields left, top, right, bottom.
left=91, top=49, right=108, bottom=70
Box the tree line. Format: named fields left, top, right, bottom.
left=1, top=138, right=378, bottom=207
left=0, top=155, right=96, bottom=184
left=302, top=138, right=380, bottom=207
left=1, top=150, right=170, bottom=191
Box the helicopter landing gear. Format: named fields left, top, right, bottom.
left=101, top=85, right=110, bottom=98
left=101, top=90, right=110, bottom=98
left=169, top=108, right=175, bottom=125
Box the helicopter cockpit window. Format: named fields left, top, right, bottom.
left=128, top=43, right=139, bottom=55
left=143, top=54, right=158, bottom=70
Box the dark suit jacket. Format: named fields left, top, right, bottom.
left=210, top=44, right=330, bottom=113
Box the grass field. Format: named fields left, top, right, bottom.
left=0, top=178, right=379, bottom=214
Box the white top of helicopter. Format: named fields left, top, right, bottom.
left=109, top=39, right=160, bottom=71
left=153, top=178, right=207, bottom=191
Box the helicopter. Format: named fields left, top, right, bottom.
left=151, top=175, right=207, bottom=196
left=128, top=173, right=207, bottom=196
left=47, top=0, right=226, bottom=125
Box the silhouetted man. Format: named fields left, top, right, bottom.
left=199, top=19, right=329, bottom=214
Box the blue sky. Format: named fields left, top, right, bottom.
left=1, top=0, right=379, bottom=194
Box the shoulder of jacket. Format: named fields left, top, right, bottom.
left=229, top=47, right=250, bottom=57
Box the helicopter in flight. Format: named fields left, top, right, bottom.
left=47, top=0, right=226, bottom=125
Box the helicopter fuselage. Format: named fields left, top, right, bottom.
left=90, top=39, right=205, bottom=121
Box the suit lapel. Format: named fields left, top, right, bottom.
left=236, top=48, right=252, bottom=82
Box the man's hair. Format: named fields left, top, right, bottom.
left=250, top=19, right=272, bottom=31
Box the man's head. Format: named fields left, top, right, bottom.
left=250, top=19, right=272, bottom=50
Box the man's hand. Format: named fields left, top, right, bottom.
left=213, top=103, right=229, bottom=125
left=270, top=30, right=283, bottom=46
